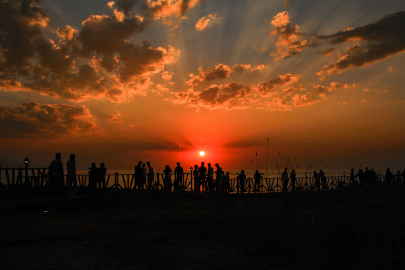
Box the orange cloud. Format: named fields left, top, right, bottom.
left=0, top=102, right=98, bottom=138
left=196, top=13, right=220, bottom=31
left=269, top=11, right=307, bottom=59
left=140, top=0, right=204, bottom=20
left=258, top=74, right=299, bottom=94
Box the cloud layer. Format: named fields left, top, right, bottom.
left=0, top=102, right=98, bottom=138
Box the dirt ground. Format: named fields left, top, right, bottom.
left=1, top=187, right=404, bottom=269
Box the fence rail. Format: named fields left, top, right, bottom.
left=0, top=165, right=398, bottom=196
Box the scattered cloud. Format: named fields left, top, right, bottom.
left=195, top=13, right=220, bottom=31
left=140, top=0, right=204, bottom=20
left=0, top=0, right=180, bottom=102
left=258, top=74, right=299, bottom=94
left=108, top=111, right=124, bottom=123
left=0, top=102, right=99, bottom=138
left=316, top=12, right=405, bottom=74
left=284, top=0, right=291, bottom=7
left=269, top=11, right=307, bottom=60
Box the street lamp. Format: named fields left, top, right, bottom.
left=24, top=157, right=30, bottom=186
left=24, top=157, right=30, bottom=165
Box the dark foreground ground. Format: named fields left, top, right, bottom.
left=0, top=186, right=405, bottom=270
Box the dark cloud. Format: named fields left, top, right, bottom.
left=191, top=82, right=251, bottom=109
left=115, top=0, right=138, bottom=17
left=0, top=102, right=98, bottom=138
left=258, top=74, right=299, bottom=93
left=317, top=12, right=405, bottom=74
left=0, top=0, right=178, bottom=102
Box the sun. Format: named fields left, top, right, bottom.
left=199, top=151, right=205, bottom=157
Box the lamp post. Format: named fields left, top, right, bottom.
left=305, top=172, right=308, bottom=190
left=343, top=172, right=346, bottom=186
left=24, top=157, right=30, bottom=187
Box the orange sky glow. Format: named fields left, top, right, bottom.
left=1, top=0, right=405, bottom=175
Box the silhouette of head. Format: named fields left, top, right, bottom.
left=201, top=162, right=204, bottom=166
left=147, top=162, right=150, bottom=166
left=194, top=165, right=198, bottom=169
left=284, top=168, right=287, bottom=172
left=177, top=162, right=180, bottom=166
left=241, top=170, right=244, bottom=173
left=208, top=163, right=211, bottom=167
left=255, top=170, right=258, bottom=173
left=91, top=163, right=96, bottom=167
left=100, top=162, right=105, bottom=167
left=69, top=154, right=75, bottom=161
left=138, top=161, right=142, bottom=166
left=55, top=153, right=61, bottom=160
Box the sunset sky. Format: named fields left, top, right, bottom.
left=1, top=0, right=405, bottom=174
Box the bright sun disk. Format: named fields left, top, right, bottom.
left=199, top=151, right=205, bottom=156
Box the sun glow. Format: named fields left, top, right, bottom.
left=199, top=151, right=205, bottom=156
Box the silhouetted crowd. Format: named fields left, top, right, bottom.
left=47, top=153, right=405, bottom=197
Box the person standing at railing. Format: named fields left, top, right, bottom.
left=140, top=163, right=147, bottom=190
left=402, top=169, right=405, bottom=185
left=239, top=170, right=246, bottom=193
left=385, top=168, right=393, bottom=185
left=319, top=170, right=326, bottom=190
left=147, top=162, right=154, bottom=190
left=314, top=171, right=320, bottom=191
left=49, top=153, right=64, bottom=197
left=207, top=163, right=214, bottom=191
left=396, top=171, right=402, bottom=184
left=214, top=163, right=222, bottom=192
left=281, top=168, right=289, bottom=192
left=193, top=165, right=200, bottom=192
left=66, top=154, right=77, bottom=197
left=174, top=162, right=183, bottom=191
left=254, top=170, right=261, bottom=193
left=350, top=168, right=355, bottom=186
left=224, top=172, right=230, bottom=193
left=198, top=162, right=207, bottom=192
left=290, top=169, right=296, bottom=192
left=357, top=169, right=364, bottom=187
left=163, top=165, right=172, bottom=191
left=88, top=163, right=97, bottom=194
left=134, top=161, right=142, bottom=191
left=98, top=163, right=107, bottom=191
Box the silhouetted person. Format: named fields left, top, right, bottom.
left=97, top=163, right=107, bottom=191
left=215, top=163, right=222, bottom=191
left=220, top=171, right=225, bottom=192
left=365, top=167, right=372, bottom=186
left=147, top=162, right=154, bottom=190
left=49, top=153, right=64, bottom=197
left=88, top=163, right=97, bottom=194
left=371, top=169, right=377, bottom=185
left=140, top=163, right=146, bottom=190
left=313, top=171, right=320, bottom=191
left=239, top=170, right=246, bottom=193
left=385, top=168, right=393, bottom=185
left=174, top=162, right=183, bottom=191
left=402, top=169, right=405, bottom=184
left=163, top=165, right=172, bottom=191
left=198, top=162, right=207, bottom=191
left=193, top=165, right=199, bottom=192
left=350, top=168, right=355, bottom=186
left=319, top=170, right=326, bottom=190
left=290, top=169, right=296, bottom=192
left=207, top=163, right=214, bottom=191
left=254, top=170, right=261, bottom=193
left=357, top=169, right=364, bottom=186
left=281, top=168, right=289, bottom=192
left=396, top=171, right=402, bottom=184
left=225, top=172, right=230, bottom=193
left=134, top=161, right=142, bottom=191
left=66, top=154, right=77, bottom=197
